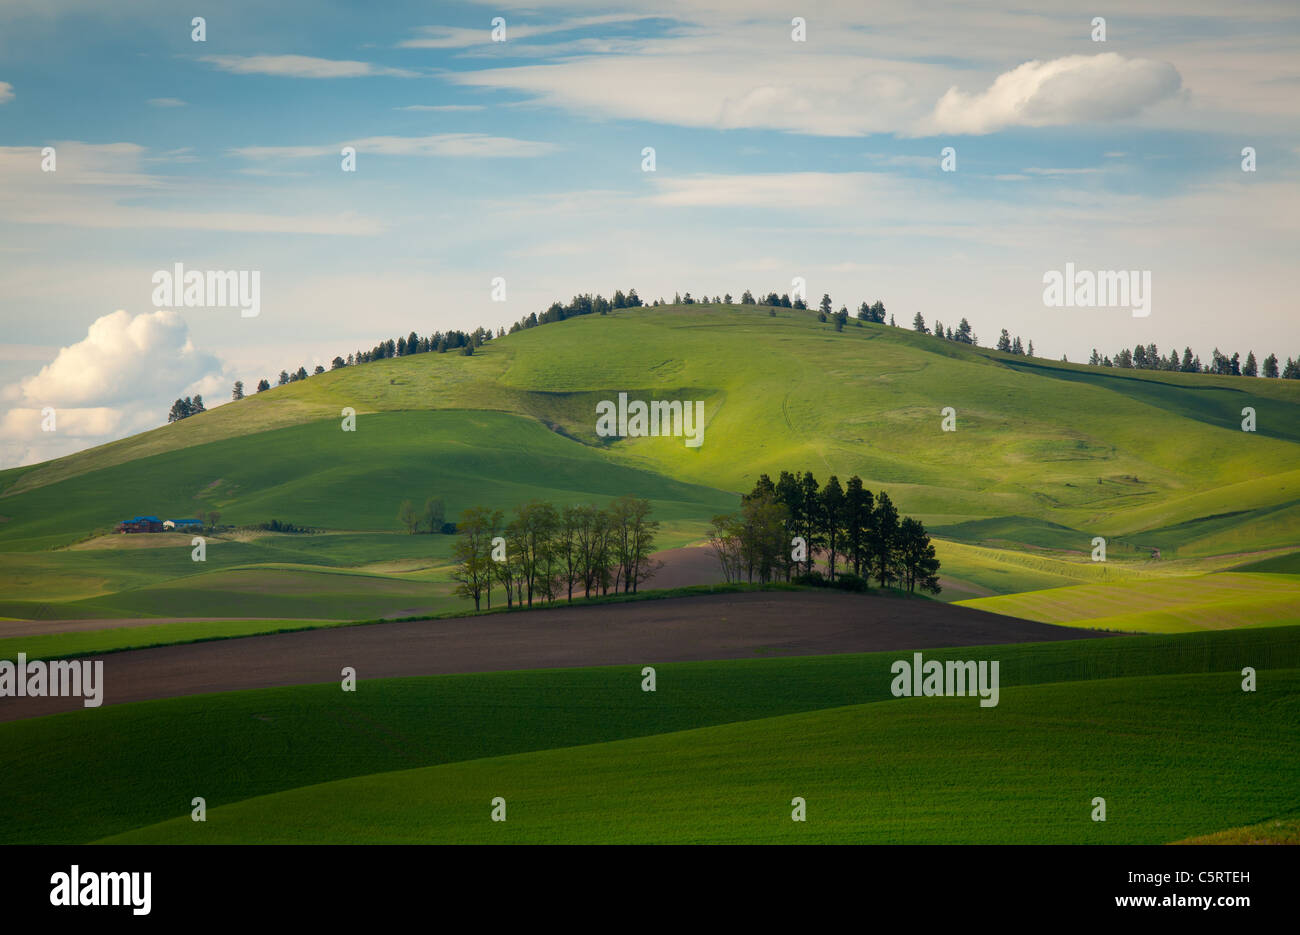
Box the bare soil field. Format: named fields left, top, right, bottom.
left=0, top=589, right=1112, bottom=722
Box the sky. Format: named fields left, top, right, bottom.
left=1, top=0, right=1298, bottom=466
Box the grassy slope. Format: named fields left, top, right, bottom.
left=0, top=409, right=732, bottom=550
left=104, top=669, right=1299, bottom=844
left=3, top=626, right=1296, bottom=844
left=4, top=305, right=1297, bottom=548
left=1, top=305, right=1296, bottom=615
left=959, top=572, right=1300, bottom=633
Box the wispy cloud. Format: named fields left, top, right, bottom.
left=923, top=54, right=1182, bottom=135
left=0, top=81, right=13, bottom=104
left=147, top=97, right=187, bottom=107
left=398, top=15, right=657, bottom=49
left=232, top=133, right=560, bottom=160
left=201, top=54, right=419, bottom=79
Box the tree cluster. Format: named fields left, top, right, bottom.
left=708, top=471, right=941, bottom=594
left=166, top=395, right=206, bottom=422
left=509, top=289, right=644, bottom=334
left=396, top=497, right=448, bottom=535
left=451, top=497, right=660, bottom=611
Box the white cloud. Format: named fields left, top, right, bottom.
left=147, top=97, right=187, bottom=107
left=448, top=38, right=939, bottom=136
left=398, top=15, right=655, bottom=49
left=0, top=81, right=12, bottom=104
left=1, top=310, right=225, bottom=466
left=0, top=142, right=162, bottom=188
left=15, top=309, right=220, bottom=408
left=924, top=54, right=1182, bottom=135
left=201, top=54, right=419, bottom=79
left=232, top=133, right=560, bottom=160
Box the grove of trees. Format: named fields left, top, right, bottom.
left=707, top=471, right=941, bottom=594
left=397, top=497, right=448, bottom=535
left=451, top=496, right=661, bottom=611
left=166, top=395, right=205, bottom=422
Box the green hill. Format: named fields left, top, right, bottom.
left=2, top=303, right=1297, bottom=618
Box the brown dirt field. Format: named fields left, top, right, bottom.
left=645, top=545, right=725, bottom=588
left=0, top=590, right=1112, bottom=723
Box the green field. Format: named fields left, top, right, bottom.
left=104, top=670, right=1298, bottom=844
left=1, top=304, right=1296, bottom=622
left=3, top=626, right=1296, bottom=844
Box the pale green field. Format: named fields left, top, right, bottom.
left=958, top=572, right=1300, bottom=632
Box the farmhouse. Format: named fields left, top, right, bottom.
left=115, top=515, right=163, bottom=534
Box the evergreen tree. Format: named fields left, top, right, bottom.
left=868, top=492, right=900, bottom=588
left=798, top=472, right=823, bottom=575
left=819, top=475, right=846, bottom=581
left=843, top=475, right=874, bottom=578
left=898, top=518, right=941, bottom=594
left=231, top=380, right=244, bottom=400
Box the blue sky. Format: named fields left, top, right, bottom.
left=2, top=0, right=1298, bottom=465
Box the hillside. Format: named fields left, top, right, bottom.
left=1, top=302, right=1297, bottom=619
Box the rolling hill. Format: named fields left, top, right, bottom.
left=1, top=302, right=1296, bottom=623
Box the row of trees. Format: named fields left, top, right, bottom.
left=708, top=472, right=941, bottom=594
left=451, top=497, right=660, bottom=610
left=512, top=289, right=645, bottom=332
left=227, top=327, right=498, bottom=403
left=397, top=497, right=448, bottom=535
left=1087, top=344, right=1298, bottom=378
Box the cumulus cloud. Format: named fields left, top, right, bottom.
left=1, top=309, right=225, bottom=466
left=201, top=54, right=419, bottom=79
left=0, top=81, right=12, bottom=104
left=16, top=309, right=220, bottom=408
left=924, top=53, right=1182, bottom=135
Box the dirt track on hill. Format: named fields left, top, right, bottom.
left=0, top=590, right=1113, bottom=722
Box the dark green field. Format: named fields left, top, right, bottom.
left=2, top=626, right=1295, bottom=844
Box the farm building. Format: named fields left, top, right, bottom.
left=115, top=515, right=163, bottom=534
